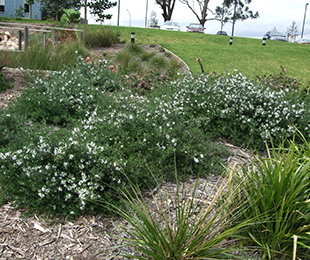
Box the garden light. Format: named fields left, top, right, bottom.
left=229, top=37, right=233, bottom=45
left=262, top=36, right=266, bottom=46
left=131, top=32, right=135, bottom=44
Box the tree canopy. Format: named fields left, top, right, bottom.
left=156, top=0, right=177, bottom=22
left=217, top=0, right=259, bottom=36
left=40, top=0, right=116, bottom=23
left=179, top=0, right=211, bottom=27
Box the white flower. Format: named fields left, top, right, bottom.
left=194, top=157, right=199, bottom=163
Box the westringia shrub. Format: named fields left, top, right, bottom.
left=0, top=56, right=309, bottom=216
left=14, top=56, right=123, bottom=125
left=166, top=72, right=310, bottom=148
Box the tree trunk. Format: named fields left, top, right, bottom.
left=231, top=0, right=237, bottom=36
left=84, top=0, right=87, bottom=43
left=29, top=4, right=32, bottom=19
left=55, top=0, right=59, bottom=24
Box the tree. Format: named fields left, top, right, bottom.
left=73, top=0, right=116, bottom=42
left=150, top=11, right=159, bottom=28
left=179, top=0, right=211, bottom=27
left=25, top=0, right=35, bottom=19
left=155, top=0, right=176, bottom=22
left=215, top=2, right=232, bottom=31
left=217, top=0, right=259, bottom=36
left=39, top=0, right=78, bottom=22
left=287, top=21, right=298, bottom=42
left=87, top=0, right=116, bottom=22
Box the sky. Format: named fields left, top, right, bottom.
left=83, top=0, right=310, bottom=39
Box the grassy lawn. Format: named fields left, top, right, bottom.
left=103, top=25, right=310, bottom=83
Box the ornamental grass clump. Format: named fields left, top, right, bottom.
left=113, top=169, right=249, bottom=259
left=225, top=132, right=310, bottom=259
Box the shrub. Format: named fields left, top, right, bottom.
left=13, top=56, right=123, bottom=125
left=257, top=66, right=301, bottom=91
left=168, top=72, right=310, bottom=149
left=0, top=51, right=13, bottom=92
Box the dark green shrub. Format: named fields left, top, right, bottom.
left=13, top=56, right=123, bottom=125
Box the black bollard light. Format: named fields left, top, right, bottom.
left=262, top=37, right=266, bottom=46
left=131, top=32, right=135, bottom=44
left=229, top=37, right=233, bottom=45
left=117, top=33, right=120, bottom=43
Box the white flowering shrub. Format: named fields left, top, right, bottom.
left=1, top=57, right=309, bottom=216
left=165, top=72, right=310, bottom=148
left=14, top=56, right=123, bottom=125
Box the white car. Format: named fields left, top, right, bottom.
left=160, top=21, right=180, bottom=31
left=296, top=38, right=310, bottom=44
left=264, top=31, right=287, bottom=41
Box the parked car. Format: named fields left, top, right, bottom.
left=216, top=31, right=228, bottom=36
left=186, top=23, right=205, bottom=33
left=296, top=38, right=310, bottom=44
left=160, top=21, right=180, bottom=31
left=264, top=31, right=287, bottom=41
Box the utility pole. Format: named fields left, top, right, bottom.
left=145, top=0, right=149, bottom=28
left=301, top=3, right=309, bottom=39
left=117, top=0, right=120, bottom=26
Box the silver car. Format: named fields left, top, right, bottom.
left=264, top=31, right=287, bottom=41
left=160, top=21, right=180, bottom=31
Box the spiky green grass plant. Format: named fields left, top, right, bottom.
left=226, top=131, right=310, bottom=259
left=113, top=168, right=250, bottom=259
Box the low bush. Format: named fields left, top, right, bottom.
left=0, top=56, right=309, bottom=219
left=12, top=56, right=122, bottom=125
left=0, top=51, right=13, bottom=92
left=115, top=44, right=184, bottom=85
left=0, top=57, right=228, bottom=216
left=168, top=72, right=310, bottom=149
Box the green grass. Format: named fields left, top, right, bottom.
left=2, top=19, right=309, bottom=83
left=92, top=25, right=310, bottom=83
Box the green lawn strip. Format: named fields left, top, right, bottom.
left=106, top=25, right=310, bottom=82
left=161, top=43, right=310, bottom=82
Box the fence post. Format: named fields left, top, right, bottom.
left=18, top=30, right=22, bottom=51
left=24, top=27, right=29, bottom=50
left=53, top=30, right=57, bottom=44
left=43, top=32, right=46, bottom=47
